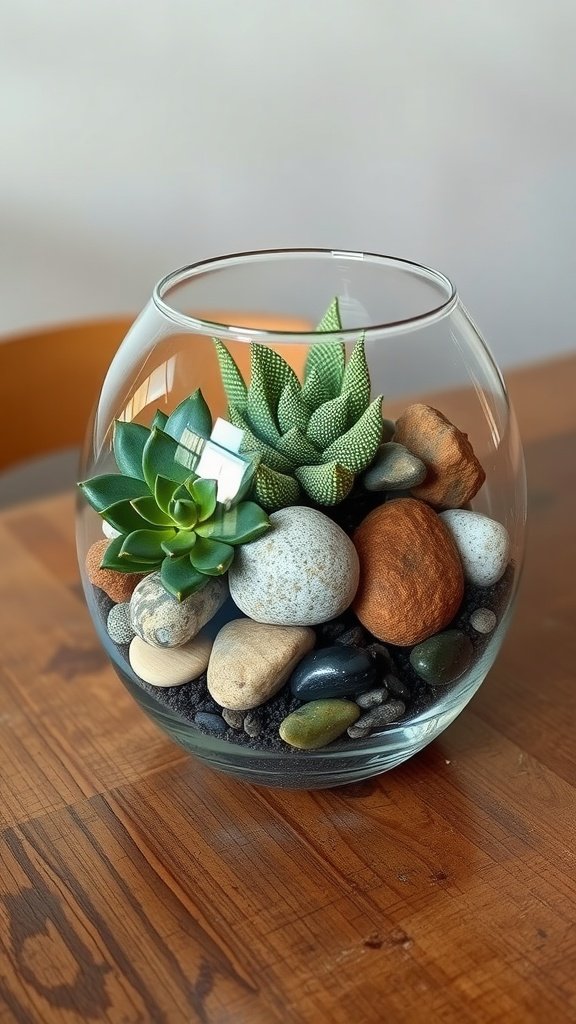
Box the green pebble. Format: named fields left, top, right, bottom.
left=279, top=700, right=360, bottom=749
left=410, top=630, right=474, bottom=686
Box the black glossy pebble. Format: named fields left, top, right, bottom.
left=290, top=646, right=377, bottom=701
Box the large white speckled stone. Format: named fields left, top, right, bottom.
left=130, top=572, right=228, bottom=649
left=439, top=510, right=510, bottom=587
left=207, top=619, right=315, bottom=710
left=129, top=633, right=212, bottom=686
left=228, top=506, right=359, bottom=625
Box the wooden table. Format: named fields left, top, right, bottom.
left=1, top=356, right=575, bottom=1024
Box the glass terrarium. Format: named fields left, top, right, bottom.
left=76, top=249, right=526, bottom=789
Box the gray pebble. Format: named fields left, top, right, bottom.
left=194, top=711, right=227, bottom=735
left=347, top=700, right=406, bottom=738
left=367, top=641, right=395, bottom=672
left=356, top=687, right=389, bottom=709
left=470, top=608, right=497, bottom=634
left=222, top=708, right=245, bottom=730
left=383, top=674, right=411, bottom=701
left=107, top=603, right=135, bottom=645
left=243, top=710, right=263, bottom=738
left=335, top=626, right=366, bottom=648
left=363, top=442, right=427, bottom=492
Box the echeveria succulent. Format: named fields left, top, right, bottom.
left=214, top=298, right=384, bottom=510
left=79, top=390, right=270, bottom=600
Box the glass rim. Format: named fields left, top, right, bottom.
left=152, top=248, right=459, bottom=340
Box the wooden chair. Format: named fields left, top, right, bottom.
left=0, top=319, right=132, bottom=472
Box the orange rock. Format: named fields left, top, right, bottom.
left=353, top=498, right=464, bottom=646
left=393, top=404, right=485, bottom=509
left=85, top=539, right=147, bottom=603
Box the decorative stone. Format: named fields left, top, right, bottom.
left=102, top=520, right=121, bottom=540
left=363, top=442, right=427, bottom=492
left=207, top=619, right=315, bottom=711
left=290, top=646, right=376, bottom=701
left=279, top=700, right=360, bottom=749
left=243, top=710, right=263, bottom=738
left=129, top=632, right=212, bottom=687
left=228, top=506, right=359, bottom=626
left=366, top=641, right=395, bottom=673
left=221, top=708, right=245, bottom=730
left=439, top=510, right=510, bottom=587
left=347, top=700, right=406, bottom=738
left=381, top=417, right=397, bottom=442
left=335, top=626, right=366, bottom=648
left=409, top=630, right=473, bottom=686
left=130, top=572, right=227, bottom=649
left=85, top=539, right=147, bottom=603
left=106, top=602, right=134, bottom=645
left=383, top=673, right=411, bottom=701
left=356, top=687, right=389, bottom=709
left=194, top=712, right=227, bottom=735
left=353, top=498, right=464, bottom=646
left=470, top=607, right=497, bottom=634
left=393, top=404, right=486, bottom=509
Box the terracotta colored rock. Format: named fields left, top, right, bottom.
left=353, top=498, right=464, bottom=646
left=393, top=404, right=485, bottom=509
left=85, top=539, right=147, bottom=603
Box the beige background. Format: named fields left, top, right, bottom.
left=0, top=0, right=574, bottom=366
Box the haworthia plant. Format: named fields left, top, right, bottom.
left=213, top=298, right=384, bottom=510
left=78, top=390, right=271, bottom=600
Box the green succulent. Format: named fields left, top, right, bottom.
left=78, top=390, right=270, bottom=600
left=213, top=298, right=384, bottom=510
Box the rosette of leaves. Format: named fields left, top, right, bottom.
left=213, top=298, right=384, bottom=511
left=78, top=390, right=270, bottom=600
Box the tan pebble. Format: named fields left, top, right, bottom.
left=208, top=619, right=315, bottom=710
left=393, top=404, right=485, bottom=509
left=85, top=539, right=147, bottom=603
left=129, top=632, right=212, bottom=687
left=353, top=498, right=464, bottom=646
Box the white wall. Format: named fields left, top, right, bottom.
left=1, top=0, right=574, bottom=367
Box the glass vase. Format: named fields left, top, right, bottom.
left=76, top=250, right=526, bottom=788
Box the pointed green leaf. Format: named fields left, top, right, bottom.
left=164, top=389, right=212, bottom=445
left=246, top=372, right=282, bottom=447
left=277, top=379, right=310, bottom=434
left=154, top=474, right=180, bottom=515
left=190, top=478, right=218, bottom=521
left=228, top=404, right=295, bottom=473
left=152, top=409, right=169, bottom=429
left=305, top=298, right=345, bottom=400
left=276, top=427, right=322, bottom=466
left=142, top=427, right=197, bottom=491
left=341, top=334, right=371, bottom=423
left=315, top=296, right=343, bottom=333
left=112, top=421, right=150, bottom=480
left=190, top=537, right=234, bottom=576
left=130, top=495, right=174, bottom=527
left=196, top=501, right=271, bottom=545
left=252, top=463, right=301, bottom=511
left=101, top=498, right=156, bottom=535
left=322, top=396, right=383, bottom=472
left=306, top=391, right=350, bottom=449
left=120, top=529, right=176, bottom=562
left=214, top=339, right=248, bottom=414
left=170, top=498, right=198, bottom=529
left=78, top=474, right=150, bottom=513
left=161, top=532, right=197, bottom=557
left=295, top=462, right=355, bottom=506
left=160, top=555, right=208, bottom=601
left=301, top=366, right=330, bottom=411
left=100, top=536, right=159, bottom=573
left=250, top=343, right=300, bottom=407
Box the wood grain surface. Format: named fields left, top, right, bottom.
left=1, top=355, right=575, bottom=1023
